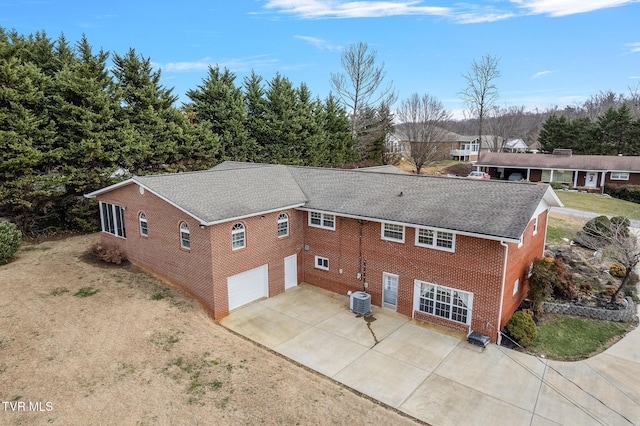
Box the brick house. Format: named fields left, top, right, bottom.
left=86, top=161, right=562, bottom=342
left=477, top=150, right=640, bottom=191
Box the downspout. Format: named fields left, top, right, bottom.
left=496, top=240, right=509, bottom=345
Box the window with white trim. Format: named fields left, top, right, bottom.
left=610, top=172, right=629, bottom=181
left=532, top=216, right=538, bottom=235
left=277, top=213, right=289, bottom=237
left=232, top=223, right=245, bottom=250
left=513, top=278, right=520, bottom=295
left=139, top=212, right=148, bottom=236
left=100, top=202, right=126, bottom=238
left=308, top=212, right=335, bottom=230
left=415, top=227, right=455, bottom=251
left=315, top=256, right=329, bottom=270
left=382, top=223, right=404, bottom=242
left=180, top=222, right=190, bottom=249
left=416, top=281, right=472, bottom=325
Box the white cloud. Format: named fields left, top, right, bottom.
left=510, top=0, right=639, bottom=17
left=625, top=42, right=640, bottom=54
left=262, top=0, right=451, bottom=19
left=262, top=0, right=639, bottom=23
left=294, top=35, right=342, bottom=50
left=532, top=70, right=555, bottom=78
left=162, top=55, right=279, bottom=73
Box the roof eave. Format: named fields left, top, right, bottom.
left=296, top=207, right=522, bottom=243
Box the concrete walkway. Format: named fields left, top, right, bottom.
left=221, top=284, right=640, bottom=426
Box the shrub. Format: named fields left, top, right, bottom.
left=443, top=163, right=473, bottom=177
left=527, top=257, right=575, bottom=311
left=505, top=311, right=537, bottom=347
left=605, top=184, right=640, bottom=204
left=550, top=182, right=564, bottom=190
left=90, top=242, right=126, bottom=265
left=0, top=221, right=22, bottom=265
left=609, top=263, right=627, bottom=278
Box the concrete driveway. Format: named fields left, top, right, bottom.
left=220, top=284, right=640, bottom=425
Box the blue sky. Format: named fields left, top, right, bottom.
left=3, top=1, right=640, bottom=117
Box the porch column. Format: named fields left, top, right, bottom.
left=526, top=169, right=531, bottom=181
left=550, top=169, right=554, bottom=183
left=573, top=172, right=578, bottom=188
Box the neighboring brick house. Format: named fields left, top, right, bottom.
left=86, top=161, right=562, bottom=342
left=477, top=150, right=640, bottom=191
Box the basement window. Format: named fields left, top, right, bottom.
left=315, top=256, right=329, bottom=271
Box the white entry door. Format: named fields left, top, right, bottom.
left=284, top=254, right=297, bottom=290
left=382, top=272, right=398, bottom=311
left=585, top=172, right=597, bottom=188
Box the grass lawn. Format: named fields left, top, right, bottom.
left=546, top=214, right=587, bottom=244
left=555, top=191, right=640, bottom=220
left=529, top=315, right=631, bottom=360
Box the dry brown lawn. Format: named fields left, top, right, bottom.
left=0, top=234, right=419, bottom=425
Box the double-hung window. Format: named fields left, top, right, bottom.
left=232, top=223, right=246, bottom=250
left=100, top=202, right=126, bottom=238
left=277, top=213, right=289, bottom=237
left=416, top=281, right=472, bottom=325
left=139, top=212, right=148, bottom=236
left=382, top=223, right=404, bottom=242
left=180, top=222, right=190, bottom=249
left=308, top=212, right=335, bottom=230
left=415, top=227, right=455, bottom=252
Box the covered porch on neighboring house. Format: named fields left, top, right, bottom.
left=476, top=150, right=640, bottom=192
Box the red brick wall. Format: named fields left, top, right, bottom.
left=499, top=210, right=548, bottom=332
left=208, top=209, right=304, bottom=319
left=301, top=214, right=508, bottom=341
left=97, top=184, right=215, bottom=312
left=97, top=183, right=547, bottom=342
left=97, top=184, right=304, bottom=319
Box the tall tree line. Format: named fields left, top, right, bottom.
left=0, top=28, right=355, bottom=235
left=538, top=104, right=640, bottom=155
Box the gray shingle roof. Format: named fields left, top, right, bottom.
left=478, top=152, right=640, bottom=172
left=286, top=166, right=550, bottom=240
left=134, top=166, right=307, bottom=223
left=90, top=161, right=558, bottom=241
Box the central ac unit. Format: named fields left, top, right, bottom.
left=350, top=291, right=371, bottom=315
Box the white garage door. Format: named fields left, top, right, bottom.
left=227, top=264, right=269, bottom=311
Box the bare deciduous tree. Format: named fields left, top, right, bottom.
left=485, top=105, right=527, bottom=152
left=331, top=42, right=397, bottom=160
left=396, top=93, right=451, bottom=174
left=578, top=217, right=640, bottom=303
left=459, top=54, right=500, bottom=144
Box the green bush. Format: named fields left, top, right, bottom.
left=550, top=182, right=564, bottom=190
left=605, top=184, right=640, bottom=204
left=0, top=221, right=22, bottom=265
left=505, top=311, right=538, bottom=347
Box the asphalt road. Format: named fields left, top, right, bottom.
left=551, top=206, right=640, bottom=228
